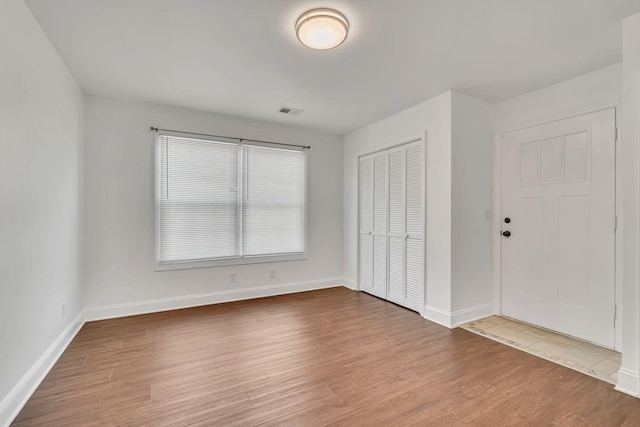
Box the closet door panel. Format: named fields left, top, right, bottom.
left=358, top=157, right=374, bottom=293
left=372, top=235, right=387, bottom=298
left=404, top=143, right=424, bottom=312
left=405, top=238, right=424, bottom=312
left=373, top=154, right=388, bottom=233
left=388, top=150, right=404, bottom=234
left=370, top=154, right=388, bottom=299
left=359, top=234, right=373, bottom=293
left=387, top=236, right=404, bottom=304
left=406, top=145, right=423, bottom=237
left=387, top=148, right=405, bottom=304
left=360, top=157, right=374, bottom=231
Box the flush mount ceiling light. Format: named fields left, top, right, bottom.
left=296, top=8, right=349, bottom=50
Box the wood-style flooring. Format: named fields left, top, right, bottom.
left=13, top=287, right=640, bottom=426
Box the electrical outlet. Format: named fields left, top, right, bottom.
left=269, top=269, right=276, bottom=279
left=61, top=303, right=66, bottom=319
left=230, top=272, right=237, bottom=283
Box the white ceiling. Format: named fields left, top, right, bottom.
left=25, top=0, right=640, bottom=134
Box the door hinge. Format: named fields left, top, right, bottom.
left=614, top=127, right=618, bottom=141
left=613, top=305, right=617, bottom=320
left=614, top=216, right=618, bottom=232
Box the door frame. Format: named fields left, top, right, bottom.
left=356, top=132, right=427, bottom=315
left=492, top=103, right=622, bottom=350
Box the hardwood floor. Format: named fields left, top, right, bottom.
left=13, top=287, right=640, bottom=426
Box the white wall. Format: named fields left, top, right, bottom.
left=342, top=91, right=493, bottom=326
left=450, top=92, right=493, bottom=314
left=0, top=0, right=85, bottom=424
left=83, top=96, right=343, bottom=316
left=493, top=63, right=622, bottom=131
left=618, top=12, right=640, bottom=397
left=342, top=92, right=453, bottom=313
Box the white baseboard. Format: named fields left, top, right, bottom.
left=615, top=368, right=640, bottom=397
left=84, top=277, right=344, bottom=321
left=423, top=305, right=454, bottom=328
left=342, top=277, right=356, bottom=290
left=451, top=304, right=494, bottom=327
left=423, top=303, right=494, bottom=329
left=0, top=312, right=85, bottom=427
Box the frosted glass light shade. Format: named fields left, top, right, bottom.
left=296, top=8, right=349, bottom=50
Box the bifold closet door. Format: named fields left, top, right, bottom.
left=358, top=140, right=424, bottom=313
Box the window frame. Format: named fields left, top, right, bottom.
left=154, top=130, right=309, bottom=271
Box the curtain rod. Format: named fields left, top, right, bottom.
left=150, top=127, right=311, bottom=149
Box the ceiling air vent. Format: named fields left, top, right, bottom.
left=279, top=106, right=304, bottom=116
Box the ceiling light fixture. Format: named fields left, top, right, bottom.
left=296, top=8, right=349, bottom=50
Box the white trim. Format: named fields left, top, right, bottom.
left=0, top=312, right=85, bottom=427
left=422, top=304, right=493, bottom=329
left=614, top=103, right=623, bottom=351
left=498, top=100, right=621, bottom=135
left=492, top=132, right=503, bottom=315
left=422, top=305, right=454, bottom=328
left=451, top=304, right=494, bottom=326
left=342, top=277, right=357, bottom=290
left=615, top=368, right=640, bottom=397
left=84, top=277, right=344, bottom=321
left=354, top=132, right=426, bottom=159
left=155, top=253, right=308, bottom=271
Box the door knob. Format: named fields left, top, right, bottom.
left=502, top=231, right=511, bottom=237
left=504, top=217, right=511, bottom=223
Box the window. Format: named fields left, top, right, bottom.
left=155, top=132, right=307, bottom=270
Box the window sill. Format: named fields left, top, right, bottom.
left=155, top=252, right=308, bottom=271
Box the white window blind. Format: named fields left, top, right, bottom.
left=159, top=136, right=238, bottom=262
left=157, top=134, right=306, bottom=268
left=242, top=145, right=305, bottom=256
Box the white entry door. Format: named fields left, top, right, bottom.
left=501, top=109, right=616, bottom=348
